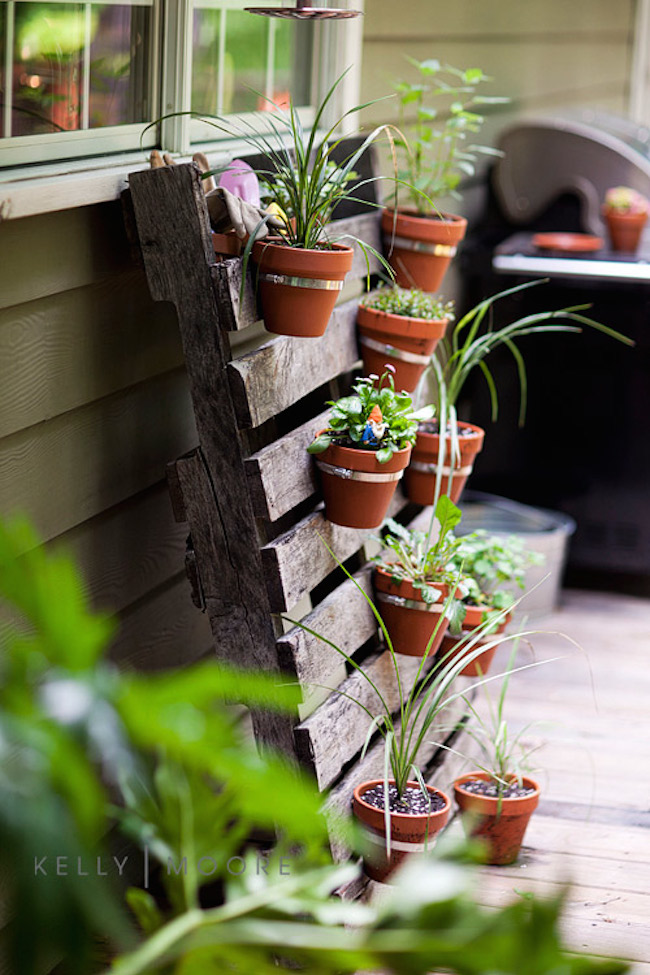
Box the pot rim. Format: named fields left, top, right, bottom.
left=373, top=567, right=449, bottom=600
left=453, top=770, right=540, bottom=806
left=320, top=441, right=412, bottom=474
left=354, top=778, right=451, bottom=826
left=252, top=236, right=354, bottom=256
left=416, top=420, right=485, bottom=442
left=357, top=303, right=449, bottom=332
left=382, top=206, right=467, bottom=226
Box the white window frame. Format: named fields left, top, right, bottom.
left=0, top=0, right=363, bottom=218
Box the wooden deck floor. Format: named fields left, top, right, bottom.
left=440, top=589, right=650, bottom=972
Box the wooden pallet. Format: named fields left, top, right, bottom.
left=127, top=151, right=471, bottom=857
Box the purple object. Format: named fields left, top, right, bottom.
left=218, top=159, right=261, bottom=207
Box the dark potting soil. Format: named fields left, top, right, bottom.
left=360, top=783, right=445, bottom=815
left=418, top=421, right=481, bottom=437
left=459, top=778, right=536, bottom=800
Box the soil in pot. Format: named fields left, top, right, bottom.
left=381, top=209, right=467, bottom=293
left=453, top=771, right=540, bottom=866
left=353, top=779, right=450, bottom=882
left=357, top=304, right=448, bottom=393
left=602, top=208, right=648, bottom=253
left=404, top=421, right=485, bottom=506
left=374, top=568, right=449, bottom=657
left=315, top=443, right=411, bottom=529
left=252, top=238, right=353, bottom=338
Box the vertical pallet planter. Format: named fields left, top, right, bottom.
left=127, top=156, right=472, bottom=870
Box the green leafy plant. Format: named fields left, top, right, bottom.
left=448, top=530, right=544, bottom=628
left=392, top=59, right=509, bottom=215
left=373, top=496, right=466, bottom=621
left=361, top=285, right=455, bottom=322
left=0, top=516, right=627, bottom=975
left=259, top=158, right=359, bottom=222
left=307, top=368, right=426, bottom=464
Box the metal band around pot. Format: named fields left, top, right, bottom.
left=362, top=826, right=438, bottom=853
left=386, top=236, right=457, bottom=257
left=376, top=592, right=446, bottom=613
left=409, top=461, right=474, bottom=476
left=359, top=335, right=430, bottom=365
left=259, top=272, right=343, bottom=291
left=315, top=460, right=404, bottom=483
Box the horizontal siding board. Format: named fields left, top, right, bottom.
left=244, top=408, right=329, bottom=521
left=0, top=270, right=182, bottom=439
left=110, top=572, right=212, bottom=671
left=0, top=369, right=197, bottom=551
left=363, top=0, right=634, bottom=38
left=0, top=201, right=132, bottom=312
left=227, top=297, right=360, bottom=430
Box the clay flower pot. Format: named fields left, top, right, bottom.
left=404, top=421, right=485, bottom=506
left=373, top=568, right=450, bottom=657
left=212, top=230, right=243, bottom=259
left=357, top=304, right=448, bottom=393
left=438, top=613, right=508, bottom=677
left=315, top=443, right=411, bottom=529
left=252, top=238, right=353, bottom=338
left=353, top=778, right=450, bottom=882
left=453, top=771, right=540, bottom=865
left=381, top=208, right=467, bottom=293
left=602, top=207, right=648, bottom=253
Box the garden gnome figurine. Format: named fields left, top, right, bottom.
left=361, top=405, right=386, bottom=446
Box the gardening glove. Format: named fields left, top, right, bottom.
left=192, top=151, right=217, bottom=194
left=205, top=185, right=285, bottom=241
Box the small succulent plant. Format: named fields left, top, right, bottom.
left=603, top=186, right=649, bottom=214
left=361, top=287, right=455, bottom=322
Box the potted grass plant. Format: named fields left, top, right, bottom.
left=287, top=539, right=553, bottom=882
left=383, top=60, right=508, bottom=292
left=371, top=496, right=468, bottom=658
left=439, top=532, right=544, bottom=677
left=452, top=645, right=543, bottom=865
left=149, top=70, right=398, bottom=338
left=405, top=280, right=634, bottom=507
left=307, top=368, right=424, bottom=529
left=357, top=287, right=455, bottom=392
left=602, top=186, right=649, bottom=253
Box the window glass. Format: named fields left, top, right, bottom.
left=89, top=6, right=151, bottom=127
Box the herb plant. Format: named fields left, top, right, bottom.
left=259, top=159, right=359, bottom=222
left=449, top=530, right=544, bottom=623
left=373, top=496, right=467, bottom=624
left=392, top=59, right=509, bottom=215
left=307, top=368, right=425, bottom=464
left=361, top=286, right=455, bottom=322
left=603, top=186, right=649, bottom=214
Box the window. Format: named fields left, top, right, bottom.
left=0, top=0, right=351, bottom=170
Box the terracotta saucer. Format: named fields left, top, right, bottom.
left=532, top=232, right=604, bottom=253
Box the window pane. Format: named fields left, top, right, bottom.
left=4, top=1, right=152, bottom=138
left=12, top=3, right=84, bottom=135
left=225, top=10, right=266, bottom=114
left=192, top=8, right=220, bottom=116
left=89, top=5, right=152, bottom=127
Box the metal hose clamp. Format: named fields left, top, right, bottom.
left=409, top=461, right=474, bottom=476
left=385, top=236, right=457, bottom=257
left=376, top=591, right=446, bottom=613
left=315, top=460, right=404, bottom=483
left=359, top=335, right=430, bottom=365
left=259, top=272, right=343, bottom=291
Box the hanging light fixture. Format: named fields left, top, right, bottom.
left=245, top=0, right=361, bottom=19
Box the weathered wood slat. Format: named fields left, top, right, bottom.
left=295, top=649, right=446, bottom=790
left=277, top=567, right=374, bottom=686
left=261, top=489, right=408, bottom=613
left=207, top=211, right=382, bottom=333
left=245, top=408, right=329, bottom=520
left=227, top=297, right=360, bottom=430
left=325, top=687, right=473, bottom=861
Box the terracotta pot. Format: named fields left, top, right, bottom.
left=315, top=443, right=411, bottom=529
left=404, top=422, right=485, bottom=506
left=252, top=238, right=353, bottom=337
left=438, top=630, right=499, bottom=677
left=381, top=208, right=467, bottom=293
left=602, top=207, right=648, bottom=253
left=212, top=230, right=243, bottom=258
left=453, top=771, right=540, bottom=865
left=374, top=569, right=449, bottom=657
left=353, top=778, right=450, bottom=882
left=357, top=304, right=448, bottom=393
